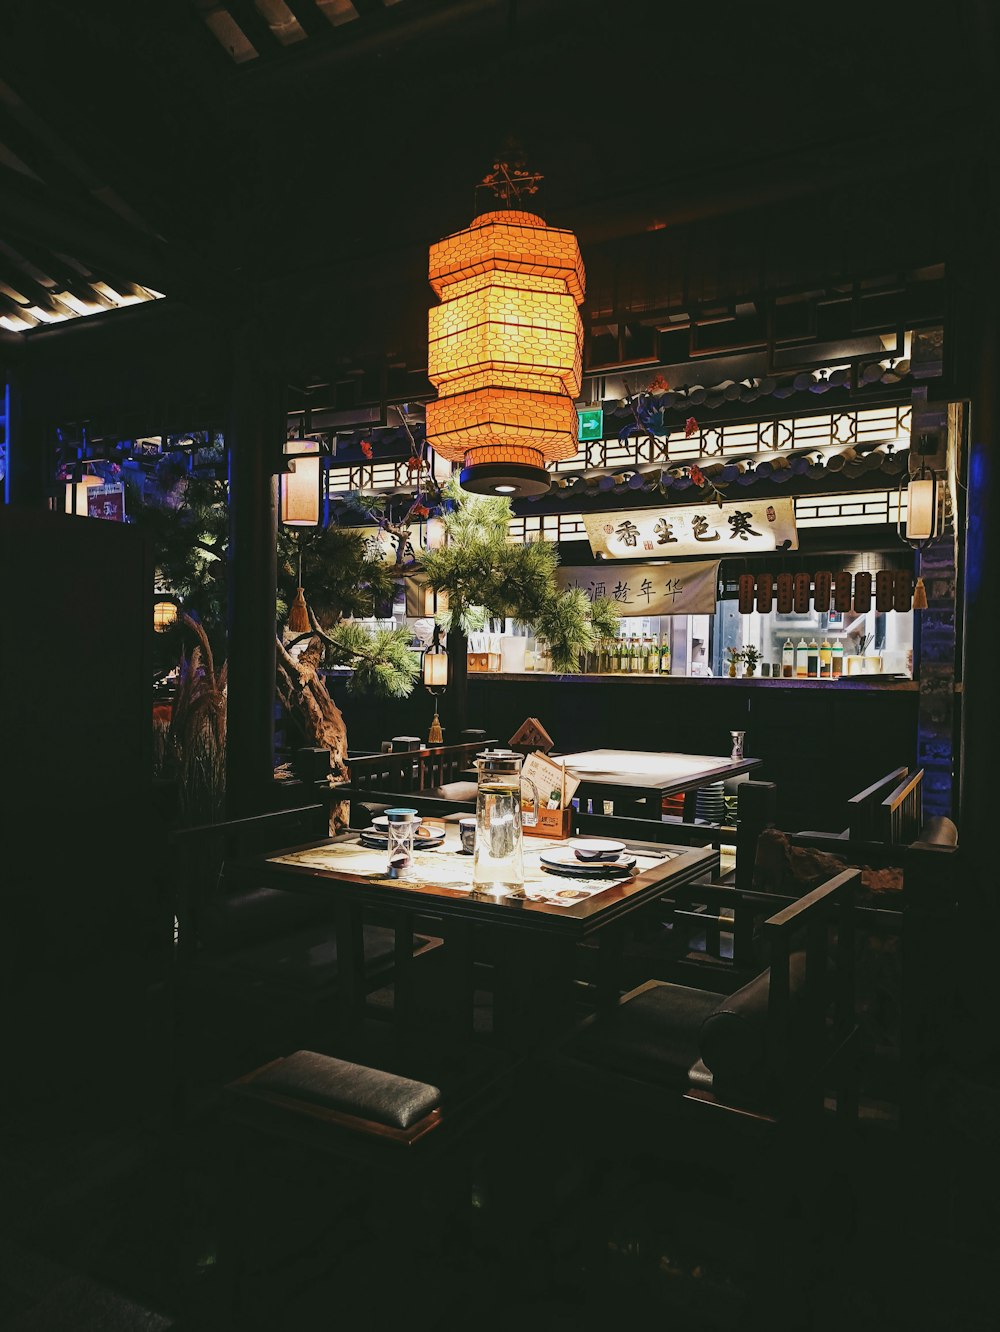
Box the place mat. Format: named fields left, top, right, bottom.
left=267, top=831, right=674, bottom=908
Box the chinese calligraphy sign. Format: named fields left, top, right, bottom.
left=554, top=560, right=721, bottom=616
left=583, top=499, right=796, bottom=560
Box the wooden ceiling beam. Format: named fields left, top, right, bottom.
left=226, top=1, right=284, bottom=54
left=286, top=1, right=332, bottom=39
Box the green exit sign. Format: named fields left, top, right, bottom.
left=578, top=407, right=604, bottom=441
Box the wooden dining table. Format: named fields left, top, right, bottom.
left=250, top=826, right=719, bottom=1051
left=555, top=748, right=763, bottom=820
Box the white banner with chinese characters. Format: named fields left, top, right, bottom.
left=555, top=560, right=720, bottom=616
left=583, top=498, right=798, bottom=559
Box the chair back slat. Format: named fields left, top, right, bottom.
left=847, top=766, right=909, bottom=839
left=877, top=770, right=924, bottom=845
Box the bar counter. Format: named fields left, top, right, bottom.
left=475, top=671, right=918, bottom=692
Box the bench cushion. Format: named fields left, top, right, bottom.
left=247, top=1051, right=441, bottom=1129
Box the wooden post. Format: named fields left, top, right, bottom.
left=225, top=322, right=283, bottom=817
left=444, top=625, right=468, bottom=740
left=736, top=780, right=777, bottom=893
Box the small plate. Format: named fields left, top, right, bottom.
left=539, top=849, right=636, bottom=877
left=570, top=837, right=627, bottom=862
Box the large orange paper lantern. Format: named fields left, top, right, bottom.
left=427, top=209, right=585, bottom=497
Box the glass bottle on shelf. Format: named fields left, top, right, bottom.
left=630, top=635, right=642, bottom=672
left=660, top=633, right=671, bottom=675
left=795, top=638, right=809, bottom=678
left=819, top=638, right=832, bottom=678
left=831, top=640, right=844, bottom=677
left=782, top=638, right=795, bottom=678
left=644, top=635, right=656, bottom=671
left=807, top=637, right=819, bottom=677
left=618, top=636, right=629, bottom=673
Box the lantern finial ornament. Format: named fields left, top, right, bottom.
left=426, top=166, right=585, bottom=499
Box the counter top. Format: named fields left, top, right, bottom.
left=472, top=671, right=918, bottom=692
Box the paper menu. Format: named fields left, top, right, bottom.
left=521, top=750, right=581, bottom=810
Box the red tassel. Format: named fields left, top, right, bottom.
left=913, top=576, right=928, bottom=611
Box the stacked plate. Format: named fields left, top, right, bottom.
left=540, top=838, right=637, bottom=877
left=694, top=781, right=726, bottom=825
left=358, top=826, right=446, bottom=851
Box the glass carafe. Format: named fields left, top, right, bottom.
left=472, top=749, right=539, bottom=895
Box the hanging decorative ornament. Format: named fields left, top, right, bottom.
left=833, top=572, right=853, bottom=613
left=793, top=572, right=811, bottom=614
left=776, top=572, right=794, bottom=615
left=912, top=576, right=929, bottom=610
left=894, top=569, right=913, bottom=613
left=875, top=569, right=896, bottom=613
left=813, top=570, right=833, bottom=614
left=287, top=586, right=311, bottom=634
left=738, top=573, right=755, bottom=615
left=426, top=165, right=584, bottom=498
left=755, top=573, right=773, bottom=614
left=854, top=571, right=872, bottom=613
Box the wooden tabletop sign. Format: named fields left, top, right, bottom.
left=510, top=717, right=554, bottom=755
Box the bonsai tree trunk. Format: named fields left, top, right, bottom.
left=275, top=635, right=350, bottom=829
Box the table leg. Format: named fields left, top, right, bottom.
left=335, top=899, right=365, bottom=1033
left=442, top=918, right=475, bottom=1050
left=596, top=924, right=625, bottom=1013
left=393, top=911, right=415, bottom=1047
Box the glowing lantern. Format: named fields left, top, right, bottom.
left=426, top=209, right=585, bottom=497
left=280, top=438, right=324, bottom=527
left=153, top=600, right=178, bottom=633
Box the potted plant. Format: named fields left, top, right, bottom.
left=727, top=646, right=742, bottom=678
left=742, top=644, right=762, bottom=677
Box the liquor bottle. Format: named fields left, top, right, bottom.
left=632, top=636, right=643, bottom=672
left=660, top=634, right=671, bottom=675
left=618, top=636, right=629, bottom=673
left=807, top=638, right=819, bottom=677
left=795, top=638, right=809, bottom=678
left=819, top=639, right=832, bottom=678
left=781, top=638, right=794, bottom=678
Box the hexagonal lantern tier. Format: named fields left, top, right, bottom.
left=427, top=210, right=585, bottom=497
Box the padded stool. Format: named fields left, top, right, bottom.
left=220, top=1052, right=446, bottom=1322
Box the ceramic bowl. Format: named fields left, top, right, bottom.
left=572, top=838, right=626, bottom=862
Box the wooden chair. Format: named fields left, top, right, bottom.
left=169, top=804, right=438, bottom=1115
left=554, top=869, right=860, bottom=1134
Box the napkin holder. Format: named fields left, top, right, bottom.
left=524, top=806, right=572, bottom=840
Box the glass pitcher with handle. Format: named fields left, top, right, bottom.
left=472, top=749, right=539, bottom=895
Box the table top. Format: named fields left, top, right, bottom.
left=255, top=826, right=718, bottom=938
left=554, top=749, right=762, bottom=795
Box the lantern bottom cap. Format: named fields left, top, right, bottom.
left=459, top=460, right=551, bottom=498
